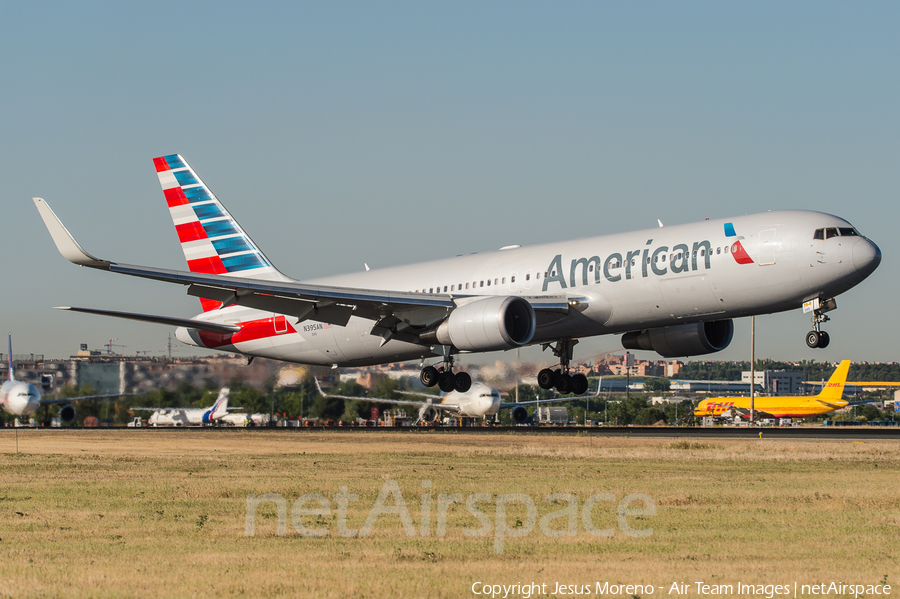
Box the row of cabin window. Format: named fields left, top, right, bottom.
left=413, top=245, right=740, bottom=294
left=416, top=272, right=547, bottom=294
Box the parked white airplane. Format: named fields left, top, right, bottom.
left=315, top=378, right=600, bottom=424
left=33, top=154, right=881, bottom=394
left=1, top=334, right=130, bottom=423
left=135, top=387, right=231, bottom=427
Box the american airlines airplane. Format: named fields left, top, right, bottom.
left=1, top=334, right=130, bottom=424
left=33, top=154, right=881, bottom=394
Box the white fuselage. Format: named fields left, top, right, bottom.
left=436, top=383, right=503, bottom=418
left=147, top=391, right=229, bottom=426
left=148, top=408, right=208, bottom=426
left=0, top=380, right=41, bottom=417
left=176, top=210, right=880, bottom=366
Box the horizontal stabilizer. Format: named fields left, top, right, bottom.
left=55, top=307, right=241, bottom=333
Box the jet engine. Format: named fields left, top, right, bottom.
left=417, top=405, right=440, bottom=424
left=510, top=405, right=530, bottom=424
left=59, top=404, right=76, bottom=424
left=621, top=320, right=734, bottom=358
left=435, top=296, right=535, bottom=352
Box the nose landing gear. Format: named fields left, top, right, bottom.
left=806, top=329, right=830, bottom=349
left=537, top=339, right=589, bottom=395
left=804, top=297, right=836, bottom=349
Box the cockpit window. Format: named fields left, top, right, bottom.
left=825, top=228, right=838, bottom=239
left=838, top=227, right=859, bottom=237
left=813, top=229, right=824, bottom=240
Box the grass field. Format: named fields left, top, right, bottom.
left=0, top=430, right=897, bottom=598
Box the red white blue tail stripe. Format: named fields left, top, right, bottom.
left=154, top=154, right=289, bottom=310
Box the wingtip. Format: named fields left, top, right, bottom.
left=33, top=198, right=107, bottom=268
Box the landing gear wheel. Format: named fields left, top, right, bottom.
left=817, top=331, right=830, bottom=348
left=572, top=373, right=589, bottom=395
left=421, top=366, right=440, bottom=387
left=806, top=331, right=821, bottom=349
left=555, top=373, right=573, bottom=394
left=454, top=372, right=472, bottom=393
left=438, top=372, right=457, bottom=393
left=537, top=368, right=558, bottom=390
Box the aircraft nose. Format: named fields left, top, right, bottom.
left=852, top=238, right=881, bottom=277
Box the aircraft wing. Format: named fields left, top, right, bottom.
left=39, top=393, right=135, bottom=406
left=498, top=383, right=601, bottom=409
left=34, top=198, right=571, bottom=334
left=313, top=379, right=460, bottom=412
left=736, top=406, right=777, bottom=419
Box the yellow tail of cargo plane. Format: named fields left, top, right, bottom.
left=694, top=360, right=852, bottom=419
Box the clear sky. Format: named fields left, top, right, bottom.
left=2, top=2, right=897, bottom=366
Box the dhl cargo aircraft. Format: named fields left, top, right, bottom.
left=694, top=360, right=862, bottom=419
left=33, top=155, right=881, bottom=395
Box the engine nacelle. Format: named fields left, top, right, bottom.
left=510, top=405, right=530, bottom=424
left=621, top=320, right=734, bottom=358
left=435, top=296, right=535, bottom=352
left=418, top=405, right=439, bottom=423
left=59, top=404, right=76, bottom=423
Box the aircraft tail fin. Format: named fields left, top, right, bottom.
left=212, top=388, right=231, bottom=420
left=153, top=154, right=292, bottom=311
left=201, top=388, right=230, bottom=423
left=816, top=360, right=851, bottom=402
left=6, top=333, right=14, bottom=381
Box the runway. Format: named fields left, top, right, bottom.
left=20, top=425, right=900, bottom=439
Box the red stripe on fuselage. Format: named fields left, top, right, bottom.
left=731, top=241, right=754, bottom=264
left=198, top=316, right=296, bottom=348
left=153, top=157, right=170, bottom=172
left=164, top=187, right=189, bottom=207
left=176, top=222, right=208, bottom=243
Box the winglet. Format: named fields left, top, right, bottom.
left=32, top=198, right=107, bottom=268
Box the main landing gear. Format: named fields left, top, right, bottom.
left=537, top=339, right=589, bottom=395
left=420, top=350, right=472, bottom=393
left=805, top=298, right=836, bottom=349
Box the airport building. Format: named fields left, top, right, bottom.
left=742, top=370, right=803, bottom=394
left=1, top=351, right=284, bottom=396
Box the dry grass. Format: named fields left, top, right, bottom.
left=0, top=430, right=898, bottom=598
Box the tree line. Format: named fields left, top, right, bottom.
left=679, top=360, right=900, bottom=382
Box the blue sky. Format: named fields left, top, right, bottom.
left=2, top=2, right=897, bottom=365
